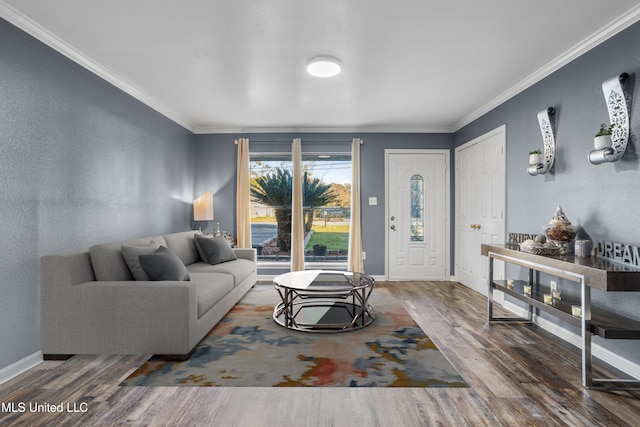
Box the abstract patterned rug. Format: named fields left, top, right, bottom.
left=120, top=285, right=467, bottom=387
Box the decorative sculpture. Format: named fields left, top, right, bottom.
left=528, top=107, right=555, bottom=176
left=589, top=73, right=630, bottom=165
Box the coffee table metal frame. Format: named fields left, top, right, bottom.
left=273, top=270, right=375, bottom=333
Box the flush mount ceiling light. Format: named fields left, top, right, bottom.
left=306, top=56, right=342, bottom=78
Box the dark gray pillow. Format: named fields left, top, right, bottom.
left=138, top=246, right=190, bottom=281
left=195, top=235, right=237, bottom=265
left=121, top=240, right=160, bottom=281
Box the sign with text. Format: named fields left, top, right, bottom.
left=508, top=232, right=541, bottom=244
left=596, top=241, right=640, bottom=268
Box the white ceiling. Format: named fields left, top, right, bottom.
left=2, top=1, right=640, bottom=134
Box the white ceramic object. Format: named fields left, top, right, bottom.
left=529, top=153, right=542, bottom=165
left=594, top=135, right=612, bottom=150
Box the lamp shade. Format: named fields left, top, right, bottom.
left=193, top=190, right=214, bottom=221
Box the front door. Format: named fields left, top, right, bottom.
left=455, top=126, right=506, bottom=295
left=386, top=150, right=449, bottom=280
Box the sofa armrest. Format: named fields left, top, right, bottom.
left=76, top=279, right=196, bottom=303
left=41, top=279, right=199, bottom=355
left=73, top=280, right=198, bottom=327
left=41, top=253, right=96, bottom=290
left=233, top=248, right=257, bottom=263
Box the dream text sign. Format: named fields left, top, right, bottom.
left=596, top=241, right=640, bottom=268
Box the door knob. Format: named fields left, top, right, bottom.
left=390, top=216, right=395, bottom=221
left=390, top=225, right=396, bottom=231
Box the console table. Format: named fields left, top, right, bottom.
left=482, top=243, right=640, bottom=389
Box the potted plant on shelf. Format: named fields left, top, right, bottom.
left=529, top=149, right=542, bottom=165
left=594, top=123, right=614, bottom=150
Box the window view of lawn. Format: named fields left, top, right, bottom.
left=305, top=222, right=350, bottom=253
left=250, top=214, right=350, bottom=260
left=249, top=153, right=351, bottom=264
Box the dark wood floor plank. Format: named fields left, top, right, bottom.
left=1, top=281, right=639, bottom=426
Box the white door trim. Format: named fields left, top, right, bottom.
left=384, top=149, right=450, bottom=280
left=455, top=124, right=506, bottom=152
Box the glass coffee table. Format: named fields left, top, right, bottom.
left=273, top=270, right=375, bottom=333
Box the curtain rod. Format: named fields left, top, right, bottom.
left=234, top=139, right=363, bottom=145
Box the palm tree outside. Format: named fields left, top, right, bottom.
left=250, top=168, right=292, bottom=251
left=250, top=167, right=339, bottom=252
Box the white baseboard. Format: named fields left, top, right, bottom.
left=0, top=351, right=43, bottom=386
left=502, top=300, right=640, bottom=380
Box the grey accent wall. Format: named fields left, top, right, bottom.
left=194, top=133, right=453, bottom=276
left=0, top=19, right=195, bottom=370
left=453, top=22, right=640, bottom=365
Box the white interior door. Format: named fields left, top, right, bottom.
left=455, top=126, right=506, bottom=295
left=386, top=150, right=449, bottom=280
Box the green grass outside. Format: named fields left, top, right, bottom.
left=251, top=217, right=349, bottom=251
left=306, top=223, right=349, bottom=252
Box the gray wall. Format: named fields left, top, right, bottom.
left=193, top=133, right=453, bottom=275
left=0, top=19, right=195, bottom=371
left=453, top=22, right=640, bottom=363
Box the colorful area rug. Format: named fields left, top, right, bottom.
left=120, top=285, right=467, bottom=387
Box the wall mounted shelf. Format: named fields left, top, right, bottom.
left=589, top=73, right=630, bottom=165
left=528, top=107, right=555, bottom=176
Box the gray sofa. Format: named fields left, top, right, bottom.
left=40, top=230, right=257, bottom=359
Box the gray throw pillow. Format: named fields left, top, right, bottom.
left=138, top=246, right=190, bottom=281
left=194, top=235, right=237, bottom=265
left=121, top=240, right=160, bottom=281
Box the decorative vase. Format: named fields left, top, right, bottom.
left=544, top=205, right=577, bottom=255
left=594, top=135, right=612, bottom=150
left=529, top=153, right=542, bottom=165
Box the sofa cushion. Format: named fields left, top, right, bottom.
left=195, top=235, right=237, bottom=265
left=139, top=246, right=190, bottom=281
left=90, top=235, right=167, bottom=281
left=121, top=240, right=160, bottom=281
left=190, top=273, right=235, bottom=317
left=187, top=259, right=255, bottom=286
left=163, top=230, right=201, bottom=266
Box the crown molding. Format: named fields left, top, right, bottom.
left=452, top=4, right=640, bottom=133
left=0, top=1, right=196, bottom=133
left=3, top=1, right=639, bottom=136
left=193, top=125, right=453, bottom=135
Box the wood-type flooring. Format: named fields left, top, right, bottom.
left=1, top=281, right=639, bottom=426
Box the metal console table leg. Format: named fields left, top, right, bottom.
left=487, top=256, right=533, bottom=323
